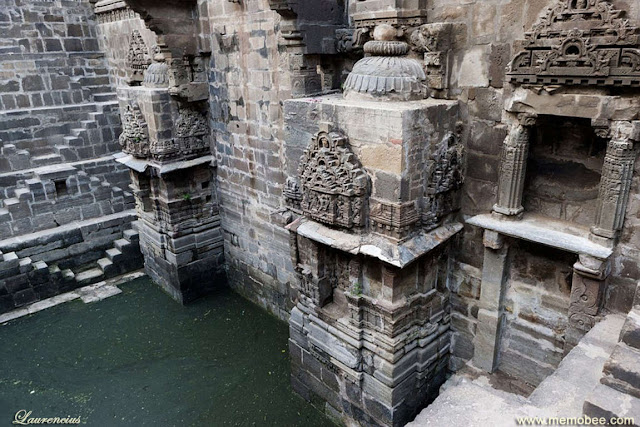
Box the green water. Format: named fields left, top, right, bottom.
left=0, top=277, right=334, bottom=426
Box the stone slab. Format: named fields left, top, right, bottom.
left=467, top=213, right=612, bottom=259
left=289, top=217, right=463, bottom=268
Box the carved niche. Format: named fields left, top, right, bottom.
left=119, top=102, right=149, bottom=158
left=298, top=131, right=369, bottom=229
left=126, top=30, right=151, bottom=84
left=507, top=0, right=640, bottom=86
left=423, top=130, right=465, bottom=230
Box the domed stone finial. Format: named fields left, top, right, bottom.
left=343, top=24, right=426, bottom=102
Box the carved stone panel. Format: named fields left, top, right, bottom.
left=423, top=131, right=464, bottom=230
left=119, top=102, right=149, bottom=158
left=507, top=0, right=640, bottom=86
left=298, top=131, right=369, bottom=229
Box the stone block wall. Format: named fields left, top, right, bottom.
left=201, top=0, right=298, bottom=319
left=0, top=0, right=113, bottom=110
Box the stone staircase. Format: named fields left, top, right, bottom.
left=584, top=284, right=640, bottom=423
left=0, top=99, right=121, bottom=172
left=408, top=314, right=627, bottom=426
left=0, top=217, right=143, bottom=313
left=0, top=164, right=135, bottom=240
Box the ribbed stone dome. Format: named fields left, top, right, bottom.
left=143, top=61, right=169, bottom=88
left=343, top=25, right=426, bottom=102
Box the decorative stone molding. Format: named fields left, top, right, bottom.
left=298, top=131, right=369, bottom=229
left=370, top=199, right=420, bottom=240
left=507, top=0, right=640, bottom=86
left=335, top=28, right=367, bottom=54
left=95, top=0, right=137, bottom=23
left=119, top=103, right=149, bottom=158
left=408, top=23, right=453, bottom=92
left=143, top=45, right=169, bottom=88
left=423, top=130, right=464, bottom=230
left=126, top=30, right=151, bottom=85
left=344, top=24, right=426, bottom=101
left=349, top=0, right=428, bottom=29
left=493, top=114, right=537, bottom=216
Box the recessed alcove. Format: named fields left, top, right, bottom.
left=523, top=115, right=607, bottom=227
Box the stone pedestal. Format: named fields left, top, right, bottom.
left=283, top=95, right=462, bottom=426
left=116, top=85, right=225, bottom=304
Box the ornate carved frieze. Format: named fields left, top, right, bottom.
left=298, top=131, right=369, bottom=229
left=119, top=103, right=149, bottom=158
left=508, top=0, right=640, bottom=86
left=493, top=114, right=536, bottom=216
left=126, top=30, right=151, bottom=84
left=335, top=28, right=368, bottom=54
left=95, top=0, right=137, bottom=23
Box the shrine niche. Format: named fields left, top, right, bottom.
left=507, top=0, right=640, bottom=86
left=126, top=30, right=151, bottom=85
left=298, top=131, right=369, bottom=229
left=119, top=102, right=149, bottom=158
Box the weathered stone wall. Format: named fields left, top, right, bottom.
left=0, top=0, right=112, bottom=110
left=201, top=0, right=297, bottom=319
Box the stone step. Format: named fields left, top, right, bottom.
left=71, top=128, right=87, bottom=138
left=583, top=383, right=640, bottom=424
left=97, top=257, right=117, bottom=277
left=13, top=188, right=31, bottom=201
left=114, top=238, right=133, bottom=253
left=0, top=208, right=9, bottom=221
left=93, top=93, right=117, bottom=102
left=54, top=145, right=79, bottom=162
left=80, top=120, right=97, bottom=129
left=621, top=309, right=640, bottom=350
left=74, top=268, right=104, bottom=286
left=3, top=198, right=20, bottom=211
left=105, top=248, right=122, bottom=262
left=32, top=153, right=63, bottom=166
left=601, top=343, right=640, bottom=399
left=61, top=269, right=75, bottom=281
left=63, top=135, right=84, bottom=147
left=123, top=229, right=139, bottom=243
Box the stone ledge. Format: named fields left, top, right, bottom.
left=467, top=213, right=612, bottom=259
left=288, top=217, right=463, bottom=268
left=116, top=154, right=216, bottom=174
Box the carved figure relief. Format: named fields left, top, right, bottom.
left=423, top=131, right=464, bottom=230
left=408, top=23, right=452, bottom=91
left=284, top=177, right=303, bottom=212
left=119, top=103, right=149, bottom=158
left=298, top=131, right=369, bottom=229
left=174, top=105, right=211, bottom=158
left=508, top=0, right=640, bottom=86
left=126, top=30, right=151, bottom=84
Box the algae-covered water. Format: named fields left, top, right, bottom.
left=0, top=277, right=334, bottom=426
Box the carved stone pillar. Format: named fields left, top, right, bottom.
left=591, top=123, right=638, bottom=242
left=473, top=230, right=509, bottom=372
left=565, top=254, right=610, bottom=352
left=493, top=114, right=536, bottom=217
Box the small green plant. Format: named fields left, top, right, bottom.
left=352, top=282, right=362, bottom=296
left=182, top=193, right=192, bottom=201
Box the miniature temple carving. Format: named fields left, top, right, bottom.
left=119, top=103, right=149, bottom=158
left=126, top=30, right=151, bottom=84
left=298, top=131, right=368, bottom=229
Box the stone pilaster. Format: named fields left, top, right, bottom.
left=591, top=122, right=638, bottom=242
left=493, top=114, right=536, bottom=217
left=473, top=230, right=509, bottom=372
left=565, top=254, right=609, bottom=352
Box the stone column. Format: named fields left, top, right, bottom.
left=565, top=254, right=609, bottom=352
left=591, top=122, right=637, bottom=242
left=493, top=114, right=536, bottom=217
left=473, top=230, right=509, bottom=372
